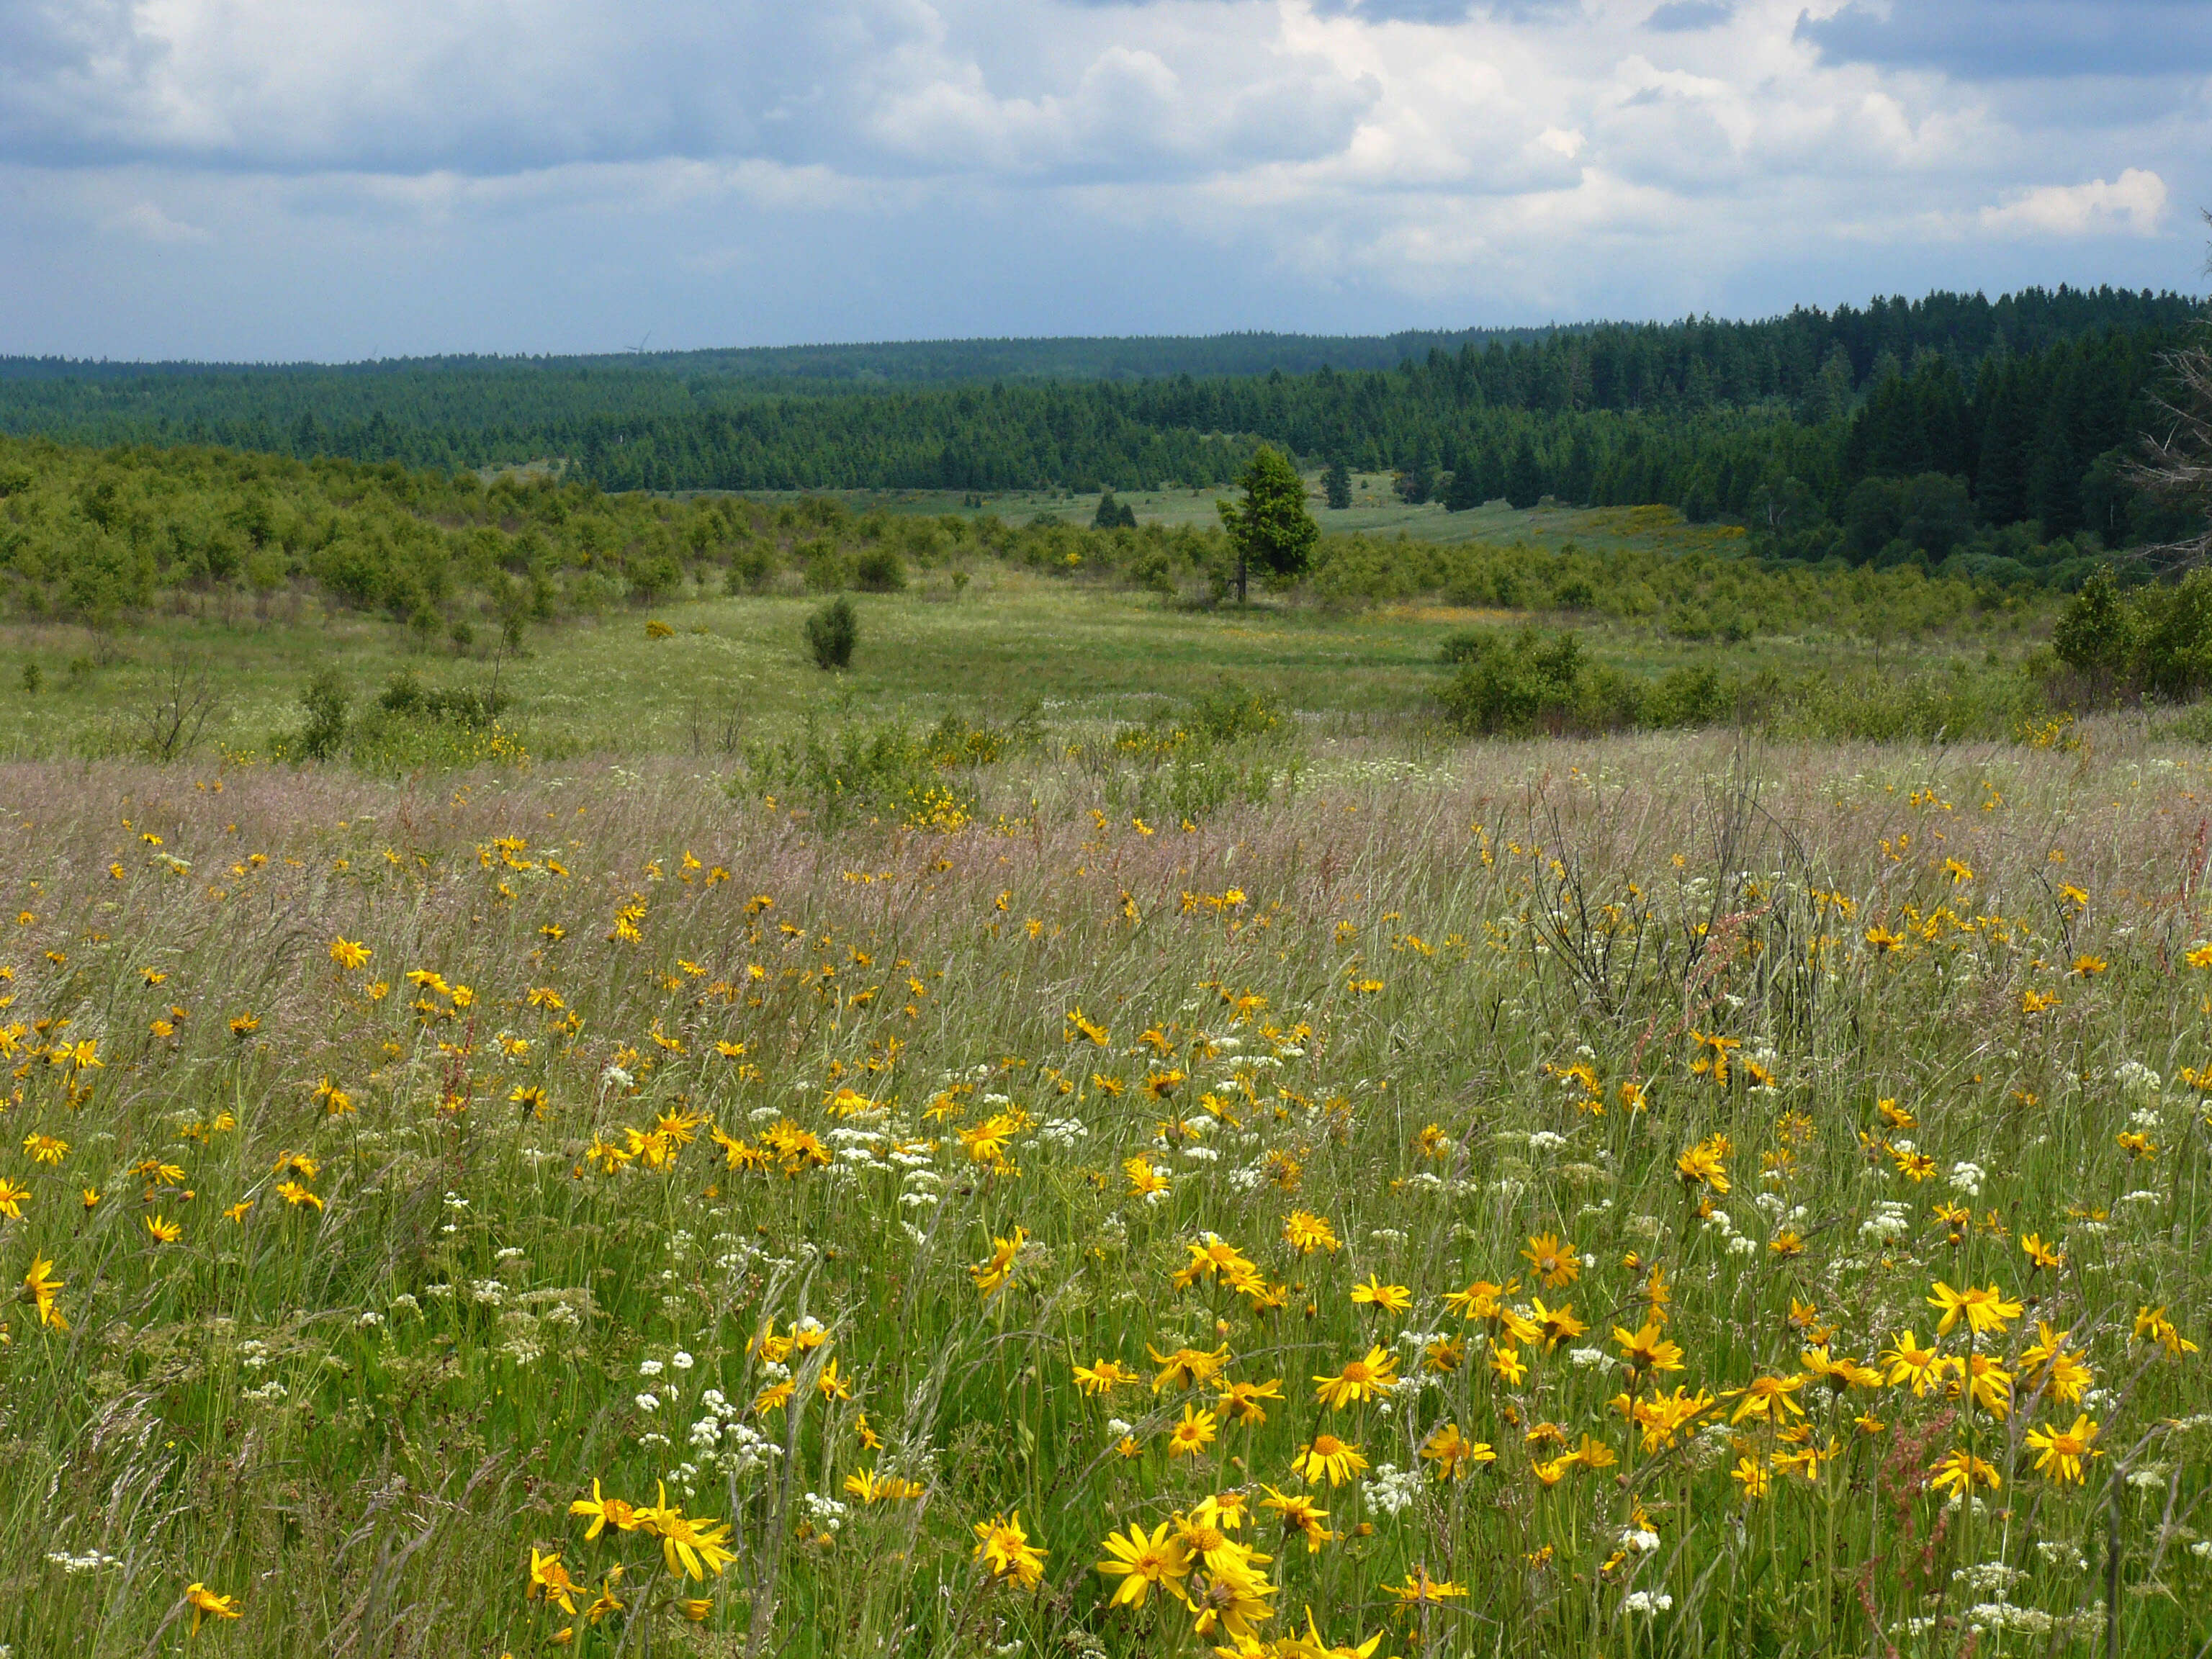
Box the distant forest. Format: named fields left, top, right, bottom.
left=1, top=284, right=2203, bottom=585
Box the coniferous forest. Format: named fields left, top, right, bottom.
left=1, top=283, right=2203, bottom=588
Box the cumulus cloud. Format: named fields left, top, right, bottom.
left=0, top=0, right=2204, bottom=357
left=1980, top=168, right=2170, bottom=238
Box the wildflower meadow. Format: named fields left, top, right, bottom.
left=1, top=723, right=2208, bottom=1659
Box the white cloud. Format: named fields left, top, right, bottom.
left=1979, top=168, right=2169, bottom=238
left=105, top=199, right=212, bottom=243
left=0, top=0, right=2204, bottom=356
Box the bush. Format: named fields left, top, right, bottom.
left=853, top=547, right=907, bottom=593
left=298, top=669, right=350, bottom=760
left=1438, top=629, right=1598, bottom=736
left=805, top=596, right=858, bottom=670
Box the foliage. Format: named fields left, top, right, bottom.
left=804, top=597, right=859, bottom=670
left=1217, top=445, right=1318, bottom=602
left=1, top=736, right=2208, bottom=1656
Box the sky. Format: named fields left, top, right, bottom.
left=2, top=0, right=2208, bottom=361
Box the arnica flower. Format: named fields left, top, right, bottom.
left=971, top=1511, right=1046, bottom=1590
left=1134, top=1337, right=1233, bottom=1391
left=1349, top=1274, right=1411, bottom=1313
left=328, top=937, right=372, bottom=971
left=1928, top=1280, right=2023, bottom=1338
left=1257, top=1486, right=1334, bottom=1552
left=1530, top=1298, right=1588, bottom=1351
left=1282, top=1210, right=1341, bottom=1254
left=1168, top=1404, right=1219, bottom=1457
left=145, top=1214, right=182, bottom=1244
left=1384, top=1567, right=1468, bottom=1606
left=184, top=1581, right=242, bottom=1633
left=969, top=1227, right=1026, bottom=1298
left=570, top=1480, right=640, bottom=1539
left=2026, top=1415, right=2102, bottom=1483
left=1094, top=1520, right=1192, bottom=1607
left=1521, top=1231, right=1580, bottom=1289
left=1928, top=1448, right=2001, bottom=1498
left=1727, top=1373, right=1807, bottom=1424
left=24, top=1256, right=66, bottom=1331
left=1072, top=1358, right=1141, bottom=1396
left=2020, top=1323, right=2095, bottom=1405
left=1611, top=1320, right=1683, bottom=1380
left=1215, top=1377, right=1285, bottom=1425
left=1313, top=1346, right=1399, bottom=1410
left=1420, top=1422, right=1496, bottom=1480
left=1292, top=1434, right=1367, bottom=1487
left=1881, top=1330, right=1943, bottom=1395
left=527, top=1549, right=579, bottom=1614
left=1730, top=1456, right=1770, bottom=1499
left=2134, top=1305, right=2200, bottom=1357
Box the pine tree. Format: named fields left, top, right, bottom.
left=1323, top=459, right=1352, bottom=509
left=1217, top=445, right=1318, bottom=604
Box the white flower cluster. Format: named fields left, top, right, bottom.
left=1948, top=1162, right=1986, bottom=1199
left=1859, top=1200, right=1912, bottom=1244
left=2114, top=1059, right=2162, bottom=1100
left=691, top=1392, right=780, bottom=1476
left=46, top=1550, right=121, bottom=1574
left=1037, top=1118, right=1090, bottom=1150
left=801, top=1491, right=850, bottom=1533
left=1620, top=1591, right=1673, bottom=1614
left=1364, top=1464, right=1422, bottom=1517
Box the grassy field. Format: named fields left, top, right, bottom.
left=682, top=476, right=1757, bottom=559
left=1, top=553, right=2043, bottom=769
left=1, top=684, right=2211, bottom=1657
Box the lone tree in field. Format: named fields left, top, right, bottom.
left=1218, top=445, right=1318, bottom=604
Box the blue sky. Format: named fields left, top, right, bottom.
left=1, top=0, right=2206, bottom=360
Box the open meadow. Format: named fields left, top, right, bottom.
left=1, top=684, right=2210, bottom=1657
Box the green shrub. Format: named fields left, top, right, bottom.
left=805, top=596, right=858, bottom=670
left=853, top=547, right=907, bottom=593
left=799, top=539, right=848, bottom=592
left=297, top=669, right=350, bottom=760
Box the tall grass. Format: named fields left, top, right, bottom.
left=0, top=724, right=2206, bottom=1657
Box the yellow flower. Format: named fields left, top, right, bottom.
left=971, top=1511, right=1046, bottom=1590
left=527, top=1548, right=580, bottom=1614
left=145, top=1214, right=182, bottom=1244
left=570, top=1479, right=640, bottom=1539
left=1730, top=1457, right=1770, bottom=1499
left=1520, top=1231, right=1580, bottom=1290
left=1292, top=1434, right=1367, bottom=1487
left=969, top=1228, right=1026, bottom=1298
left=1611, top=1320, right=1684, bottom=1379
left=328, top=937, right=372, bottom=971
left=1312, top=1346, right=1400, bottom=1411
left=275, top=1179, right=323, bottom=1213
left=1928, top=1280, right=2023, bottom=1338
left=1928, top=1448, right=2000, bottom=1498
left=23, top=1256, right=66, bottom=1331
left=1094, top=1521, right=1192, bottom=1608
left=1215, top=1377, right=1285, bottom=1425
left=1258, top=1485, right=1335, bottom=1552
left=184, top=1581, right=243, bottom=1633
left=1349, top=1274, right=1411, bottom=1313
left=1282, top=1210, right=1340, bottom=1254
left=2026, top=1415, right=2101, bottom=1483
left=1072, top=1358, right=1141, bottom=1396
left=1383, top=1566, right=1467, bottom=1606
left=1419, top=1421, right=1495, bottom=1480
left=1168, top=1405, right=1219, bottom=1457
left=0, top=1178, right=30, bottom=1219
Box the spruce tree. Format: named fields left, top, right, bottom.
left=1323, top=459, right=1352, bottom=509
left=1217, top=445, right=1318, bottom=604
